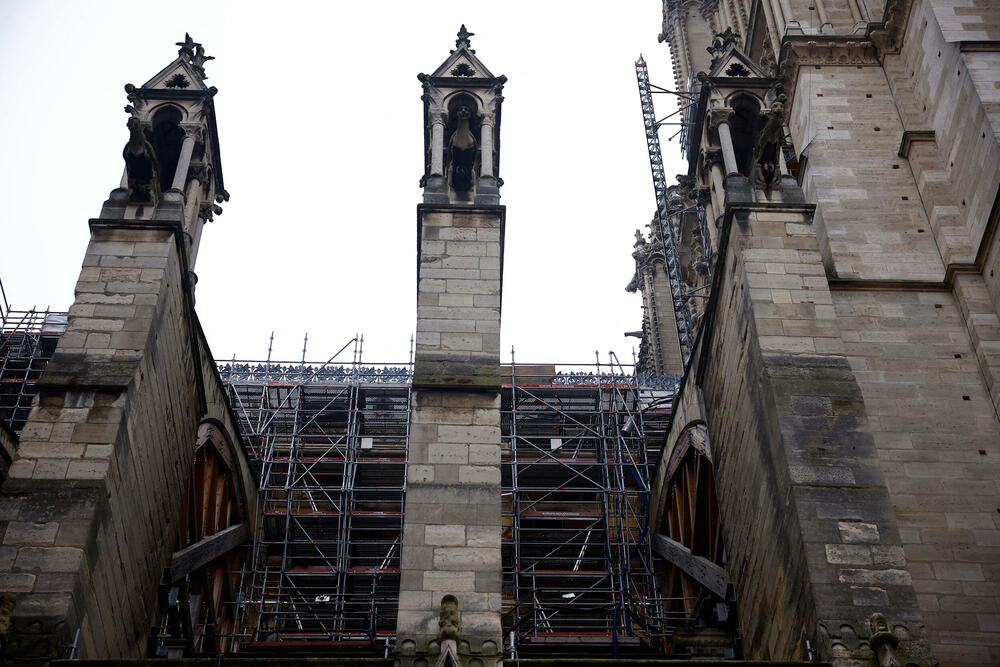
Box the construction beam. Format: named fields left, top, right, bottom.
left=168, top=523, right=248, bottom=583
left=653, top=532, right=729, bottom=599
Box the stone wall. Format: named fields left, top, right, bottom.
left=412, top=207, right=503, bottom=391
left=833, top=287, right=1000, bottom=663
left=787, top=60, right=945, bottom=281
left=397, top=205, right=505, bottom=665
left=0, top=221, right=244, bottom=660
left=683, top=200, right=930, bottom=663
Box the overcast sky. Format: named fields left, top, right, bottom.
left=0, top=1, right=686, bottom=366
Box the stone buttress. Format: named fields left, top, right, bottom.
left=395, top=26, right=506, bottom=667
left=0, top=37, right=247, bottom=661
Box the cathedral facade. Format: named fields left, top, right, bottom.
left=0, top=1, right=998, bottom=665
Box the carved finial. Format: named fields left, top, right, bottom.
left=455, top=24, right=475, bottom=52
left=190, top=44, right=215, bottom=80
left=706, top=27, right=742, bottom=70
left=176, top=33, right=198, bottom=59
left=176, top=33, right=213, bottom=79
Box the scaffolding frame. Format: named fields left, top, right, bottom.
left=220, top=338, right=413, bottom=654
left=0, top=309, right=66, bottom=434
left=501, top=356, right=681, bottom=656
left=219, top=344, right=687, bottom=657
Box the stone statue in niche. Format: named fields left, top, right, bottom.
left=752, top=95, right=786, bottom=195
left=123, top=116, right=160, bottom=203
left=448, top=106, right=478, bottom=192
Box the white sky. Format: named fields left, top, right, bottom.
left=0, top=1, right=686, bottom=366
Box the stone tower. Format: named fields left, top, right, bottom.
left=395, top=26, right=506, bottom=667
left=0, top=36, right=252, bottom=661
left=648, top=0, right=1000, bottom=664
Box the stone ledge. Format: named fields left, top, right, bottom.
left=412, top=358, right=501, bottom=390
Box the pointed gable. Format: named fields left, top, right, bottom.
left=141, top=57, right=208, bottom=92
left=428, top=25, right=498, bottom=81
left=709, top=47, right=770, bottom=79
left=430, top=48, right=496, bottom=81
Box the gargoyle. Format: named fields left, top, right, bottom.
left=448, top=106, right=478, bottom=192
left=752, top=99, right=785, bottom=195
left=123, top=116, right=160, bottom=203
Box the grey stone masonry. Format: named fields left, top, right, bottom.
left=412, top=206, right=505, bottom=391
left=0, top=221, right=245, bottom=661
left=396, top=203, right=505, bottom=666
left=695, top=198, right=933, bottom=665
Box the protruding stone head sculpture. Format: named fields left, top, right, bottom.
left=438, top=594, right=460, bottom=642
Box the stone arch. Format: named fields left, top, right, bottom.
left=148, top=105, right=186, bottom=193
left=726, top=93, right=762, bottom=177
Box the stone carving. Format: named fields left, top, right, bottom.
left=868, top=0, right=914, bottom=55
left=752, top=93, right=786, bottom=195
left=707, top=107, right=734, bottom=133
left=706, top=27, right=740, bottom=70
left=453, top=24, right=475, bottom=53
left=175, top=33, right=214, bottom=80
left=438, top=594, right=460, bottom=641
left=448, top=106, right=478, bottom=192
left=869, top=613, right=902, bottom=667
left=190, top=44, right=215, bottom=80
left=724, top=62, right=751, bottom=77
left=434, top=595, right=462, bottom=667
left=451, top=63, right=476, bottom=77
left=123, top=116, right=160, bottom=203
left=165, top=73, right=189, bottom=89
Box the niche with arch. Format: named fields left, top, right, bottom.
left=444, top=93, right=481, bottom=193
left=149, top=106, right=185, bottom=192
left=728, top=95, right=762, bottom=178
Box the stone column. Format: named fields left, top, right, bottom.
left=700, top=148, right=725, bottom=251
left=476, top=111, right=500, bottom=205
left=171, top=125, right=201, bottom=192
left=430, top=114, right=446, bottom=176
left=396, top=205, right=505, bottom=667
left=710, top=109, right=739, bottom=176
left=479, top=117, right=494, bottom=179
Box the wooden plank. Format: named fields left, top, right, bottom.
left=168, top=523, right=248, bottom=583
left=653, top=532, right=730, bottom=599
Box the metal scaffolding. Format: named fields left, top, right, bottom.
left=1, top=309, right=67, bottom=434
left=501, top=358, right=680, bottom=657
left=219, top=338, right=413, bottom=654
left=218, top=344, right=684, bottom=657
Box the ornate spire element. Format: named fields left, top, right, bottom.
left=175, top=33, right=214, bottom=80
left=452, top=24, right=475, bottom=53
left=706, top=27, right=741, bottom=70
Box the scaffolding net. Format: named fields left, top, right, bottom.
left=218, top=345, right=681, bottom=656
